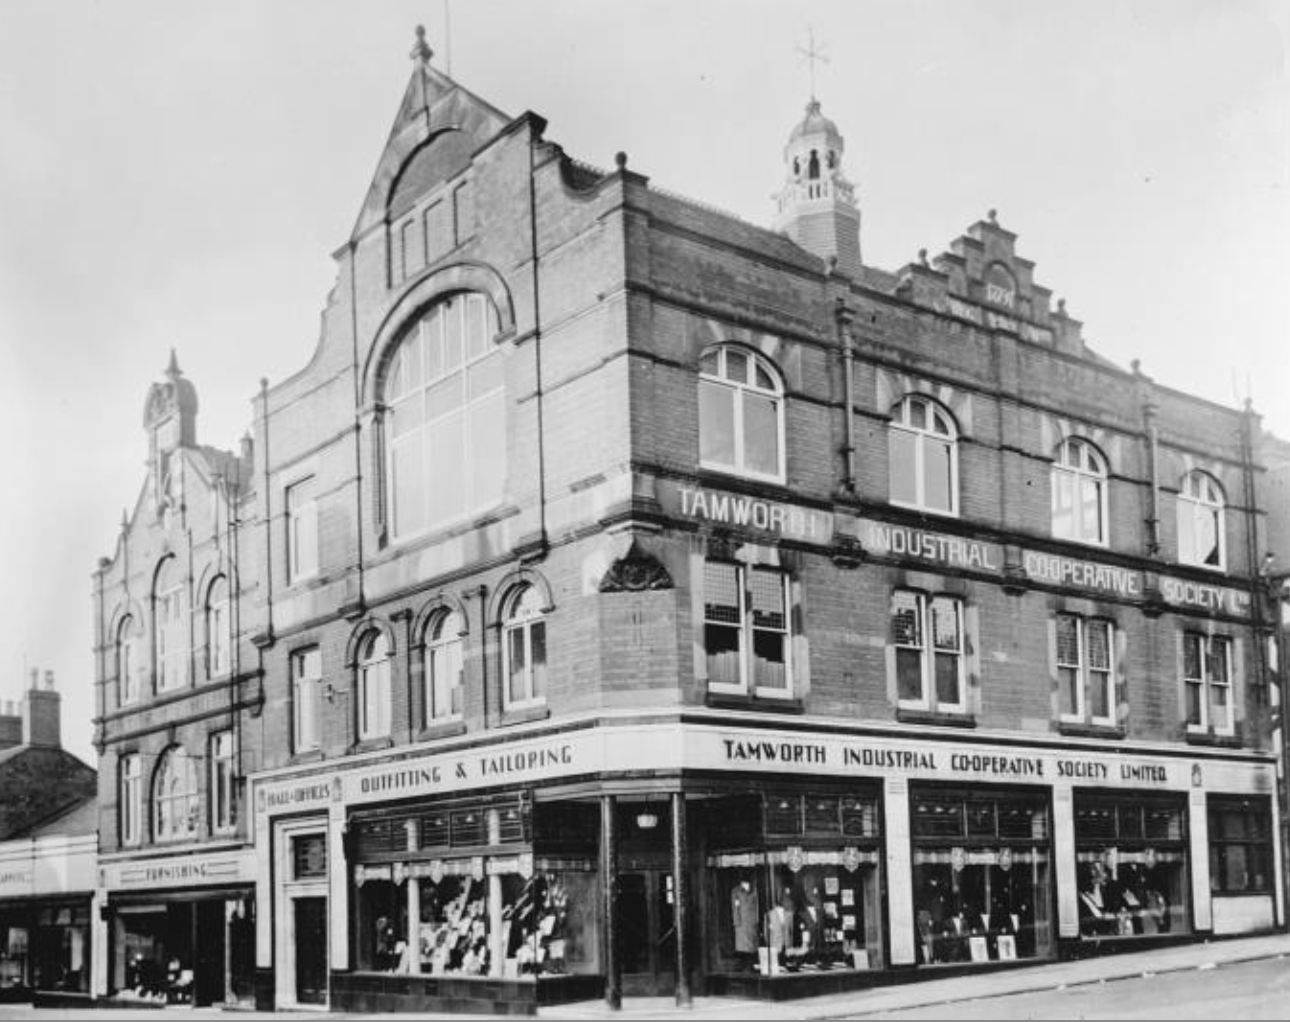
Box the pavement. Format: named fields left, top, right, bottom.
left=540, top=932, right=1290, bottom=1020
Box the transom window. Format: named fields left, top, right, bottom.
left=357, top=632, right=392, bottom=740
left=117, top=616, right=139, bottom=706
left=892, top=590, right=965, bottom=713
left=1184, top=632, right=1233, bottom=735
left=1052, top=438, right=1108, bottom=545
left=889, top=396, right=958, bottom=515
left=154, top=559, right=188, bottom=691
left=1056, top=614, right=1115, bottom=726
left=703, top=560, right=791, bottom=696
left=1177, top=471, right=1225, bottom=570
left=698, top=346, right=784, bottom=482
left=154, top=746, right=199, bottom=842
left=120, top=754, right=142, bottom=846
left=426, top=611, right=464, bottom=723
left=503, top=586, right=547, bottom=709
left=207, top=576, right=231, bottom=678
left=386, top=293, right=505, bottom=540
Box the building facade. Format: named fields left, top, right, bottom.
left=95, top=30, right=1289, bottom=1014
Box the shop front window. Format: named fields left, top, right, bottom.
left=32, top=905, right=90, bottom=992
left=1208, top=795, right=1273, bottom=895
left=707, top=792, right=883, bottom=975
left=1074, top=794, right=1189, bottom=937
left=910, top=788, right=1053, bottom=965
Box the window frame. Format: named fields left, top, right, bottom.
left=153, top=746, right=199, bottom=843
left=892, top=589, right=967, bottom=714
left=1184, top=632, right=1234, bottom=736
left=1051, top=438, right=1109, bottom=546
left=117, top=616, right=139, bottom=707
left=1177, top=471, right=1226, bottom=571
left=1055, top=614, right=1116, bottom=727
left=210, top=730, right=236, bottom=834
left=888, top=395, right=959, bottom=517
left=356, top=632, right=392, bottom=741
left=153, top=559, right=188, bottom=693
left=502, top=585, right=547, bottom=711
left=291, top=647, right=323, bottom=754
left=1207, top=795, right=1272, bottom=895
left=286, top=476, right=319, bottom=584
left=702, top=560, right=793, bottom=699
left=120, top=754, right=142, bottom=846
left=425, top=611, right=465, bottom=725
left=206, top=575, right=231, bottom=679
left=698, top=345, right=786, bottom=485
left=384, top=292, right=505, bottom=543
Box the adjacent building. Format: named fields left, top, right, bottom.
left=92, top=28, right=1290, bottom=1014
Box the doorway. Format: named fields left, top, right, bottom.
left=292, top=898, right=328, bottom=1006
left=617, top=869, right=676, bottom=996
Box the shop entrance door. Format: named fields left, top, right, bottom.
left=292, top=898, right=328, bottom=1005
left=193, top=901, right=226, bottom=1006
left=617, top=870, right=676, bottom=996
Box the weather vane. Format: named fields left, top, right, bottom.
left=796, top=27, right=830, bottom=101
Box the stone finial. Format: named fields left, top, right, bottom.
left=166, top=348, right=182, bottom=378
left=615, top=151, right=628, bottom=171
left=1057, top=298, right=1067, bottom=314
left=410, top=24, right=433, bottom=64
left=987, top=208, right=998, bottom=225
left=918, top=248, right=929, bottom=267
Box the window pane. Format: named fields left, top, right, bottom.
left=426, top=374, right=464, bottom=419
left=508, top=627, right=528, bottom=704
left=907, top=398, right=927, bottom=431
left=930, top=599, right=960, bottom=651
left=391, top=433, right=425, bottom=537
left=1208, top=638, right=1230, bottom=683
left=469, top=390, right=506, bottom=509
left=530, top=621, right=547, bottom=699
left=1199, top=507, right=1221, bottom=566
left=1059, top=665, right=1080, bottom=716
left=1055, top=617, right=1079, bottom=667
left=699, top=381, right=735, bottom=466
left=706, top=623, right=742, bottom=686
left=934, top=651, right=960, bottom=707
left=1052, top=469, right=1074, bottom=537
left=743, top=393, right=780, bottom=475
left=1185, top=679, right=1204, bottom=726
left=1088, top=669, right=1110, bottom=719
left=1183, top=634, right=1202, bottom=680
left=427, top=412, right=466, bottom=524
left=896, top=648, right=924, bottom=703
left=889, top=429, right=918, bottom=505
left=1079, top=477, right=1102, bottom=541
left=892, top=591, right=922, bottom=646
left=752, top=630, right=786, bottom=690
left=704, top=562, right=740, bottom=623
left=724, top=349, right=748, bottom=384
left=749, top=569, right=785, bottom=629
left=1086, top=623, right=1110, bottom=671
left=924, top=438, right=953, bottom=512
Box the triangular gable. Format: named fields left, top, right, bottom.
left=351, top=61, right=512, bottom=240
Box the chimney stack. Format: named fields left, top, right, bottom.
left=22, top=668, right=61, bottom=748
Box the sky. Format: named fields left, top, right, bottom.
left=0, top=0, right=1285, bottom=765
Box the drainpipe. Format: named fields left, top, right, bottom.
left=835, top=298, right=856, bottom=495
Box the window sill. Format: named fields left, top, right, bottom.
left=351, top=736, right=394, bottom=754
left=500, top=704, right=550, bottom=728
left=417, top=720, right=468, bottom=743
left=897, top=707, right=976, bottom=729
left=1185, top=730, right=1241, bottom=749
left=705, top=691, right=805, bottom=714
left=889, top=499, right=958, bottom=520
left=290, top=748, right=324, bottom=765
left=1057, top=721, right=1124, bottom=740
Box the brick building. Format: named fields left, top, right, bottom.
left=95, top=29, right=1289, bottom=1014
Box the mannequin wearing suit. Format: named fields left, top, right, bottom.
left=764, top=891, right=792, bottom=970
left=730, top=879, right=760, bottom=971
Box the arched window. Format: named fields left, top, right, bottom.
left=425, top=611, right=464, bottom=724
left=1177, top=471, right=1225, bottom=569
left=153, top=746, right=199, bottom=842
left=385, top=293, right=505, bottom=540
left=117, top=616, right=139, bottom=706
left=206, top=576, right=231, bottom=678
left=356, top=631, right=392, bottom=740
left=153, top=559, right=187, bottom=691
left=889, top=396, right=958, bottom=515
left=1052, top=438, right=1108, bottom=545
left=503, top=585, right=547, bottom=709
left=699, top=346, right=785, bottom=482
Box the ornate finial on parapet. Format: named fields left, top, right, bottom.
left=166, top=348, right=182, bottom=378
left=918, top=248, right=929, bottom=267
left=410, top=24, right=433, bottom=64
left=1057, top=298, right=1067, bottom=315
left=987, top=208, right=998, bottom=225
left=615, top=151, right=628, bottom=171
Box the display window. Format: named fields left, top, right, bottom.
left=706, top=791, right=883, bottom=976
left=910, top=787, right=1053, bottom=965
left=1074, top=793, right=1189, bottom=938
left=32, top=904, right=90, bottom=992
left=0, top=920, right=28, bottom=990
left=1208, top=795, right=1273, bottom=896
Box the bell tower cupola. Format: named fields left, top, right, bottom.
left=772, top=96, right=862, bottom=277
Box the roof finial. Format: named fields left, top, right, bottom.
left=166, top=348, right=182, bottom=378
left=796, top=27, right=830, bottom=102
left=411, top=24, right=433, bottom=65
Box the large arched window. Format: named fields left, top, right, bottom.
left=1052, top=438, right=1108, bottom=545
left=425, top=610, right=464, bottom=724
left=117, top=616, right=140, bottom=706
left=1177, top=471, right=1225, bottom=570
left=502, top=585, right=547, bottom=709
left=699, top=345, right=785, bottom=482
left=386, top=293, right=505, bottom=540
left=889, top=395, right=958, bottom=515
left=206, top=576, right=231, bottom=678
left=153, top=746, right=199, bottom=842
left=153, top=559, right=188, bottom=691
left=356, top=631, right=392, bottom=741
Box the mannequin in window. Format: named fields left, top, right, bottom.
left=1078, top=861, right=1117, bottom=936
left=797, top=884, right=825, bottom=966
left=730, top=876, right=760, bottom=971
left=764, top=887, right=792, bottom=970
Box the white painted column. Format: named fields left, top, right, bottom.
left=90, top=888, right=108, bottom=997
left=1189, top=788, right=1212, bottom=932
left=255, top=810, right=273, bottom=970
left=884, top=777, right=915, bottom=965
left=406, top=877, right=421, bottom=974
left=329, top=800, right=349, bottom=970
left=1052, top=784, right=1079, bottom=938
left=1271, top=771, right=1284, bottom=928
